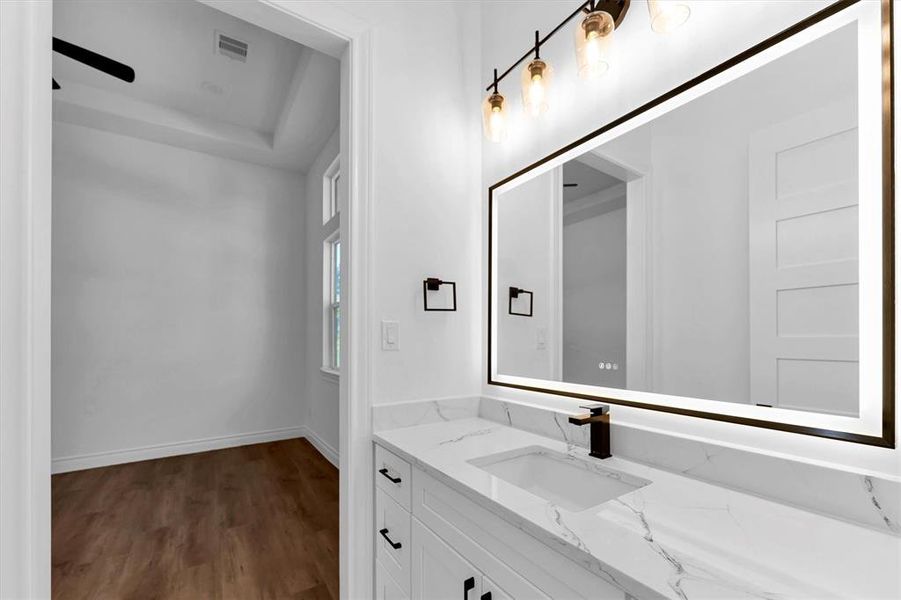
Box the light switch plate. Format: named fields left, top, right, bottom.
left=381, top=320, right=399, bottom=351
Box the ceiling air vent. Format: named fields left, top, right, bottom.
left=216, top=32, right=248, bottom=62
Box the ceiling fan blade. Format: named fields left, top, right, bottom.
left=52, top=78, right=60, bottom=90
left=563, top=183, right=579, bottom=188
left=52, top=37, right=135, bottom=83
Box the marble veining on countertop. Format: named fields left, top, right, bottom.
left=374, top=417, right=900, bottom=600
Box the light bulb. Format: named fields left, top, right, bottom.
left=521, top=59, right=551, bottom=117
left=647, top=0, right=690, bottom=34
left=482, top=91, right=507, bottom=142
left=574, top=10, right=613, bottom=80
left=530, top=73, right=545, bottom=105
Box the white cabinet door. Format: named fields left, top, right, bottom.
left=412, top=519, right=482, bottom=600
left=480, top=575, right=513, bottom=600
left=377, top=561, right=410, bottom=600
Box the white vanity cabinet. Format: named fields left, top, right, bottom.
left=411, top=521, right=519, bottom=600
left=375, top=444, right=413, bottom=597
left=481, top=576, right=514, bottom=600
left=411, top=520, right=483, bottom=600
left=374, top=442, right=630, bottom=600
left=377, top=561, right=410, bottom=600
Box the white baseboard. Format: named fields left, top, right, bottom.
left=51, top=426, right=307, bottom=474
left=301, top=426, right=339, bottom=467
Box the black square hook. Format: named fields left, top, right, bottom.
left=508, top=287, right=533, bottom=317
left=423, top=278, right=457, bottom=312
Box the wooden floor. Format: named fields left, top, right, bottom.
left=52, top=439, right=338, bottom=600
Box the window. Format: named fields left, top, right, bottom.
left=325, top=235, right=341, bottom=371
left=323, top=156, right=340, bottom=224
left=329, top=173, right=340, bottom=220
left=322, top=158, right=341, bottom=375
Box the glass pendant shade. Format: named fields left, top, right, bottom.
left=574, top=10, right=614, bottom=80
left=647, top=0, right=691, bottom=34
left=521, top=58, right=552, bottom=117
left=482, top=91, right=508, bottom=142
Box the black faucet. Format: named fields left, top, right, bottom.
left=568, top=403, right=611, bottom=459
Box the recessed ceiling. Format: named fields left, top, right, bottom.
left=52, top=0, right=340, bottom=173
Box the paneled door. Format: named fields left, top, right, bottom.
left=749, top=102, right=859, bottom=415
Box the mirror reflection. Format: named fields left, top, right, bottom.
left=495, top=22, right=862, bottom=417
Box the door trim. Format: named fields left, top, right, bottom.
left=1, top=0, right=376, bottom=596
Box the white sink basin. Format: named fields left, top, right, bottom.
left=469, top=446, right=651, bottom=512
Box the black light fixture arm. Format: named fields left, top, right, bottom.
left=483, top=0, right=630, bottom=92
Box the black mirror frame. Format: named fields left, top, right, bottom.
left=487, top=0, right=895, bottom=448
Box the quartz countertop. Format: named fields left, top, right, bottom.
left=374, top=417, right=900, bottom=600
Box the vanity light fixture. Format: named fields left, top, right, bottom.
left=482, top=69, right=508, bottom=142
left=522, top=31, right=553, bottom=117
left=482, top=0, right=691, bottom=141
left=574, top=1, right=615, bottom=79
left=647, top=0, right=691, bottom=34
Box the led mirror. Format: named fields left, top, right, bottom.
left=488, top=1, right=894, bottom=446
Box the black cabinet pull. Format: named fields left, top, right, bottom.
left=463, top=576, right=475, bottom=599
left=480, top=593, right=492, bottom=600
left=378, top=467, right=402, bottom=484
left=378, top=528, right=402, bottom=550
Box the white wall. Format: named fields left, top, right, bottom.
left=619, top=24, right=856, bottom=407
left=496, top=174, right=629, bottom=388
left=562, top=199, right=627, bottom=388
left=496, top=170, right=557, bottom=379
left=647, top=125, right=752, bottom=403
left=481, top=0, right=901, bottom=478
left=328, top=0, right=483, bottom=406
left=305, top=129, right=340, bottom=457
left=52, top=122, right=307, bottom=466
left=594, top=102, right=753, bottom=405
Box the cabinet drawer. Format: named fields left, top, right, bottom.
left=377, top=560, right=410, bottom=600
left=375, top=443, right=412, bottom=511
left=376, top=488, right=411, bottom=592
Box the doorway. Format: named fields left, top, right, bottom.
left=0, top=0, right=375, bottom=597
left=50, top=0, right=342, bottom=597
